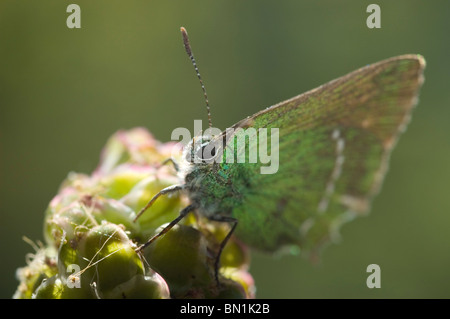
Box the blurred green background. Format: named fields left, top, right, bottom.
left=1, top=0, right=449, bottom=298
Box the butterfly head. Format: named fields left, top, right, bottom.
left=183, top=135, right=223, bottom=167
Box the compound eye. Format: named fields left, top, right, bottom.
left=195, top=143, right=218, bottom=163
left=202, top=145, right=216, bottom=158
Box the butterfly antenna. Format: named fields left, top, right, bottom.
left=180, top=26, right=213, bottom=129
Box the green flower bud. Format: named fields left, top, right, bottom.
left=14, top=246, right=58, bottom=299
left=75, top=222, right=144, bottom=294
left=121, top=175, right=184, bottom=237
left=100, top=274, right=169, bottom=299
left=98, top=165, right=156, bottom=200
left=219, top=267, right=256, bottom=299
left=215, top=279, right=247, bottom=299
left=200, top=220, right=251, bottom=270
left=32, top=275, right=65, bottom=299
left=45, top=203, right=93, bottom=248
left=143, top=223, right=213, bottom=297
left=32, top=274, right=97, bottom=299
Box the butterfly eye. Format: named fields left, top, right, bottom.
left=205, top=145, right=216, bottom=157
left=196, top=144, right=213, bottom=160
left=184, top=137, right=220, bottom=164
left=195, top=143, right=219, bottom=163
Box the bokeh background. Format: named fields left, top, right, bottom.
left=1, top=0, right=449, bottom=298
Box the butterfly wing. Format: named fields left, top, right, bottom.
left=218, top=55, right=425, bottom=254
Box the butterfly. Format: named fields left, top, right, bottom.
left=135, top=27, right=425, bottom=283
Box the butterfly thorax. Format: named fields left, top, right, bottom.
left=183, top=161, right=254, bottom=219
left=180, top=136, right=255, bottom=218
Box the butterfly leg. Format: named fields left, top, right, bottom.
left=159, top=157, right=180, bottom=172
left=207, top=215, right=238, bottom=286
left=133, top=184, right=184, bottom=222
left=135, top=204, right=196, bottom=253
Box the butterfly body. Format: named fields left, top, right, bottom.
left=183, top=158, right=254, bottom=219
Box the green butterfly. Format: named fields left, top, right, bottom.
left=135, top=27, right=425, bottom=281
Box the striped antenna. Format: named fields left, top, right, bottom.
left=180, top=27, right=213, bottom=129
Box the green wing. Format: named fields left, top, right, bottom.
left=223, top=55, right=425, bottom=254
